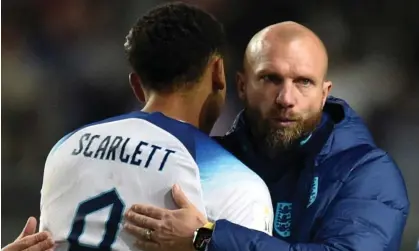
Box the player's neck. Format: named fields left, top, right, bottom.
left=142, top=93, right=202, bottom=128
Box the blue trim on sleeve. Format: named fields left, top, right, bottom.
left=50, top=132, right=75, bottom=154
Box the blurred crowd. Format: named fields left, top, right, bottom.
left=2, top=0, right=418, bottom=249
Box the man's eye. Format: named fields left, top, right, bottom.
left=260, top=75, right=272, bottom=82
left=299, top=78, right=313, bottom=86
left=260, top=75, right=280, bottom=83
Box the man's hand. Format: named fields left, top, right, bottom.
left=2, top=217, right=54, bottom=251
left=124, top=184, right=207, bottom=251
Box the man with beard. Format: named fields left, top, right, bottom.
left=123, top=22, right=409, bottom=251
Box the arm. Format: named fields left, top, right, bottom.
left=208, top=153, right=409, bottom=251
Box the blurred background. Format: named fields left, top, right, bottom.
left=2, top=0, right=418, bottom=249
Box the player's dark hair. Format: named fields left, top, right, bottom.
left=125, top=2, right=227, bottom=92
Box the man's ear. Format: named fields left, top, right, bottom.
left=129, top=72, right=146, bottom=103
left=322, top=80, right=332, bottom=106
left=236, top=71, right=246, bottom=100
left=212, top=57, right=226, bottom=92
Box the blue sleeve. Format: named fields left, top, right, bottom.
left=207, top=153, right=409, bottom=251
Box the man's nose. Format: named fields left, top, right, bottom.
left=275, top=80, right=295, bottom=108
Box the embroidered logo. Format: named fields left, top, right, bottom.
left=274, top=202, right=292, bottom=237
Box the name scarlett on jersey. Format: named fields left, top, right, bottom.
left=71, top=133, right=176, bottom=171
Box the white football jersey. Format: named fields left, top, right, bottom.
left=40, top=111, right=273, bottom=250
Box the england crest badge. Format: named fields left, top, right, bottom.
left=274, top=202, right=292, bottom=237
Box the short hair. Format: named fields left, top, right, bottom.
left=124, top=2, right=227, bottom=92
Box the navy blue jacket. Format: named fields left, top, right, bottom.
left=209, top=96, right=409, bottom=251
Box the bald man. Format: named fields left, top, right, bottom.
left=123, top=22, right=409, bottom=251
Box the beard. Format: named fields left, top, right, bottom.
left=245, top=106, right=322, bottom=155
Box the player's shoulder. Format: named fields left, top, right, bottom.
left=193, top=130, right=265, bottom=186
left=196, top=131, right=272, bottom=225
left=194, top=130, right=247, bottom=168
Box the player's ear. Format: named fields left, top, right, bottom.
left=322, top=80, right=332, bottom=107
left=236, top=71, right=246, bottom=100
left=211, top=57, right=226, bottom=92
left=129, top=72, right=146, bottom=103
